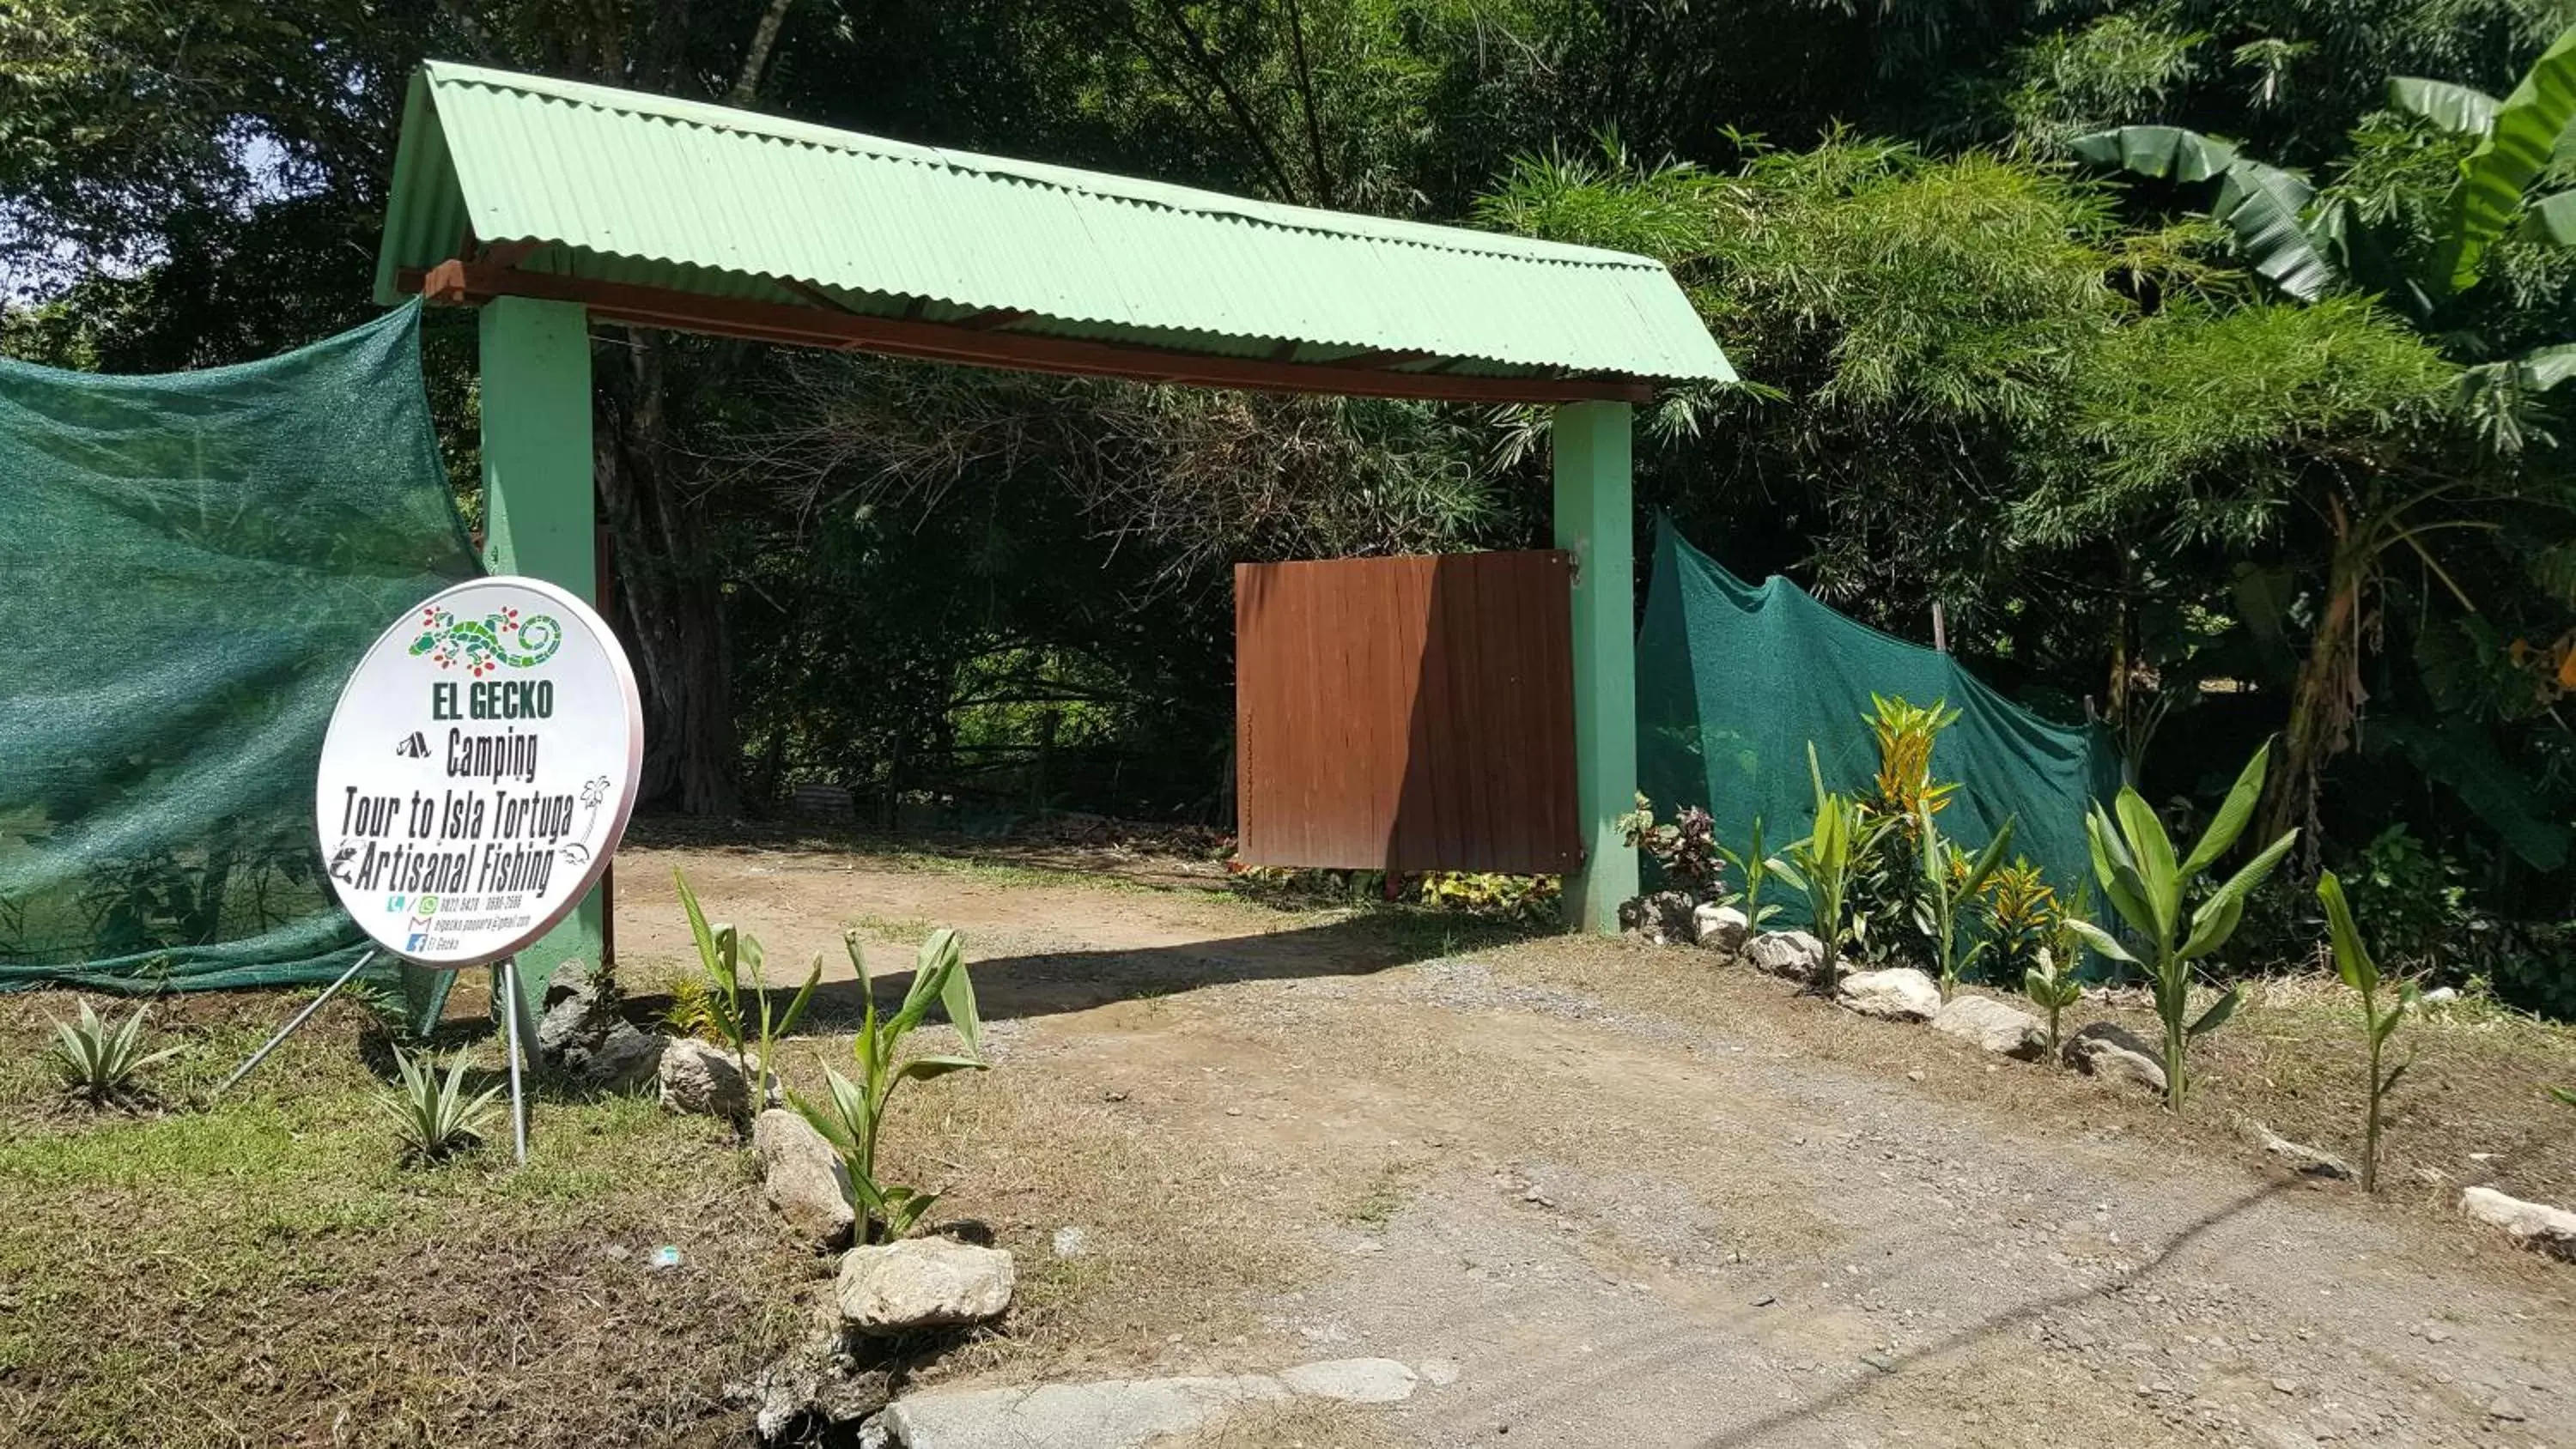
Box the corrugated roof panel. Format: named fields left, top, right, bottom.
left=376, top=63, right=1734, bottom=385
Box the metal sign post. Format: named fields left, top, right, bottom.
left=212, top=948, right=380, bottom=1098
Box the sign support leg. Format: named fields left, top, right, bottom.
left=500, top=954, right=531, bottom=1166
left=213, top=949, right=379, bottom=1099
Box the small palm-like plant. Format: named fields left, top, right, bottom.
left=1915, top=804, right=2017, bottom=997
left=46, top=999, right=183, bottom=1106
left=2318, top=870, right=2415, bottom=1193
left=1789, top=746, right=1893, bottom=995
left=2065, top=743, right=2298, bottom=1113
left=1718, top=816, right=1804, bottom=930
left=791, top=927, right=987, bottom=1244
left=2020, top=944, right=2083, bottom=1063
left=378, top=1048, right=504, bottom=1165
left=677, top=870, right=821, bottom=1102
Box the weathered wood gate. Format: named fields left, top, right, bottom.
left=1234, top=550, right=1582, bottom=875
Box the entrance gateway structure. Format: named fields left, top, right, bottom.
left=374, top=61, right=1736, bottom=998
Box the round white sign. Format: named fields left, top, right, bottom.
left=314, top=576, right=642, bottom=969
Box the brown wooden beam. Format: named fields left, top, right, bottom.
left=393, top=266, right=1656, bottom=405
left=952, top=306, right=1033, bottom=330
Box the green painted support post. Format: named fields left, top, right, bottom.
left=1552, top=401, right=1639, bottom=934
left=478, top=296, right=599, bottom=1018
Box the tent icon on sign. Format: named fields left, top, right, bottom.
left=394, top=731, right=430, bottom=758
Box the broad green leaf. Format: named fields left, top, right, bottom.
left=2389, top=76, right=2500, bottom=136
left=2210, top=160, right=2336, bottom=300
left=2439, top=25, right=2576, bottom=290
left=677, top=870, right=720, bottom=981
left=2063, top=917, right=2139, bottom=965
left=2070, top=125, right=2240, bottom=183
left=2181, top=743, right=2270, bottom=879
left=2086, top=810, right=2155, bottom=941
left=2373, top=998, right=2409, bottom=1047
left=2315, top=870, right=2379, bottom=996
left=2196, top=828, right=2299, bottom=943
left=2516, top=341, right=2576, bottom=391
left=2178, top=886, right=2248, bottom=961
left=2187, top=984, right=2243, bottom=1038
left=2114, top=789, right=2181, bottom=939
left=1961, top=816, right=2018, bottom=900
left=2517, top=189, right=2576, bottom=246
left=898, top=1053, right=988, bottom=1083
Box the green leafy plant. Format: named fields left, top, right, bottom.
left=2318, top=869, right=2415, bottom=1193
left=2065, top=743, right=2298, bottom=1112
left=2020, top=942, right=2083, bottom=1063
left=790, top=927, right=987, bottom=1243
left=1415, top=871, right=1558, bottom=922
left=1865, top=694, right=1961, bottom=820
left=376, top=1047, right=504, bottom=1165
left=1789, top=744, right=1893, bottom=994
left=1717, top=816, right=1803, bottom=930
left=676, top=870, right=821, bottom=1104
left=46, top=998, right=182, bottom=1106
left=1914, top=803, right=2017, bottom=997
left=1617, top=794, right=1726, bottom=898
left=1979, top=858, right=2059, bottom=983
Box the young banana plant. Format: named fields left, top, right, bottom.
left=1915, top=804, right=2017, bottom=998
left=790, top=927, right=987, bottom=1244
left=677, top=869, right=821, bottom=1106
left=1717, top=816, right=1804, bottom=929
left=2318, top=870, right=2414, bottom=1193
left=2063, top=743, right=2298, bottom=1113
left=1789, top=747, right=1892, bottom=995
left=2021, top=945, right=2082, bottom=1063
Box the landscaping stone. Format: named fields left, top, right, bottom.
left=878, top=1359, right=1420, bottom=1449
left=2460, top=1187, right=2576, bottom=1259
left=753, top=1108, right=855, bottom=1252
left=534, top=961, right=666, bottom=1092
left=659, top=1039, right=751, bottom=1122
left=1619, top=890, right=1698, bottom=946
left=836, top=1236, right=1018, bottom=1336
left=2063, top=1021, right=2167, bottom=1095
left=1744, top=931, right=1826, bottom=981
left=2238, top=1118, right=2354, bottom=1179
left=1692, top=903, right=1751, bottom=955
left=1933, top=995, right=2047, bottom=1060
left=1277, top=1358, right=1419, bottom=1404
left=739, top=1323, right=895, bottom=1444
left=1837, top=967, right=1941, bottom=1022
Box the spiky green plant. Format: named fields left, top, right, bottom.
left=677, top=870, right=821, bottom=1106
left=1915, top=804, right=2017, bottom=997
left=1789, top=745, right=1893, bottom=995
left=1718, top=816, right=1804, bottom=930
left=46, top=999, right=182, bottom=1106
left=2065, top=743, right=2298, bottom=1112
left=2318, top=869, right=2415, bottom=1192
left=790, top=928, right=987, bottom=1243
left=377, top=1048, right=504, bottom=1165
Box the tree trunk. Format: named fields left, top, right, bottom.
left=2263, top=500, right=2367, bottom=861
left=595, top=331, right=742, bottom=815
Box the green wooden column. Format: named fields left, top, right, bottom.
left=478, top=295, right=599, bottom=1016
left=1552, top=401, right=1639, bottom=934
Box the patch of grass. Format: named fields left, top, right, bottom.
left=1344, top=1160, right=1419, bottom=1228
left=0, top=990, right=804, bottom=1449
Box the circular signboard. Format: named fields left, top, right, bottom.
left=314, top=576, right=642, bottom=969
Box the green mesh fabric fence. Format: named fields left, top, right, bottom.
left=1637, top=517, right=2121, bottom=920
left=0, top=303, right=476, bottom=1019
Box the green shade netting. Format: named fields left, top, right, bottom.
left=1637, top=516, right=2121, bottom=920
left=0, top=303, right=476, bottom=1021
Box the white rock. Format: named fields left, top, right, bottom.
left=1277, top=1358, right=1419, bottom=1404
left=1418, top=1357, right=1462, bottom=1387
left=1692, top=903, right=1752, bottom=955
left=2460, top=1186, right=2576, bottom=1258
left=1744, top=931, right=1826, bottom=981
left=1052, top=1225, right=1089, bottom=1258
left=659, top=1039, right=750, bottom=1122
left=1837, top=967, right=1941, bottom=1022
left=1933, top=995, right=2048, bottom=1060
left=2063, top=1021, right=2167, bottom=1094
left=753, top=1108, right=855, bottom=1251
left=885, top=1374, right=1284, bottom=1449
left=2237, top=1118, right=2354, bottom=1179
left=837, top=1237, right=1018, bottom=1336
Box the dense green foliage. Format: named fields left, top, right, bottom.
left=8, top=0, right=2576, bottom=1007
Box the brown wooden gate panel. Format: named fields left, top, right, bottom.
left=1235, top=550, right=1580, bottom=874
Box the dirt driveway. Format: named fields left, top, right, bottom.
left=617, top=840, right=2576, bottom=1449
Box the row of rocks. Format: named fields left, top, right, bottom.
left=743, top=1233, right=1024, bottom=1439
left=534, top=962, right=781, bottom=1125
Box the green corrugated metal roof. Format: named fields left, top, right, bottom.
left=374, top=62, right=1734, bottom=386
